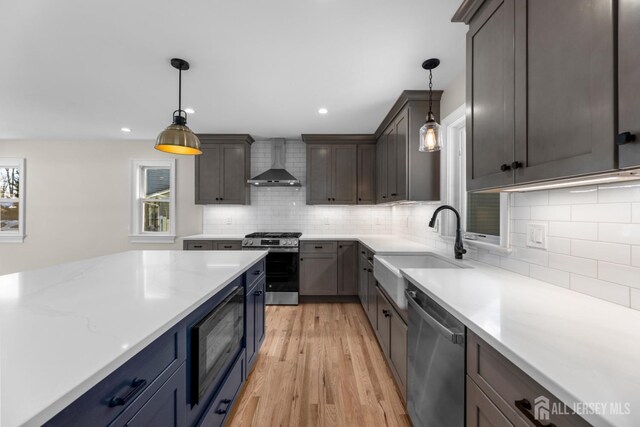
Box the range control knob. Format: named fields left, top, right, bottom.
left=242, top=239, right=248, bottom=246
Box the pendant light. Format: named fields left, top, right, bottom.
left=155, top=58, right=202, bottom=155
left=419, top=58, right=442, bottom=152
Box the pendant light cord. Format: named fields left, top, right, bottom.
left=428, top=69, right=433, bottom=113
left=178, top=68, right=182, bottom=112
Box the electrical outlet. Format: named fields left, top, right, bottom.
left=526, top=223, right=547, bottom=249
left=323, top=216, right=330, bottom=225
left=224, top=217, right=232, bottom=225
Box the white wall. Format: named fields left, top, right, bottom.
left=439, top=71, right=465, bottom=119
left=0, top=140, right=202, bottom=275
left=203, top=140, right=392, bottom=235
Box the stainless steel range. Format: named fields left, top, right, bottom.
left=242, top=232, right=301, bottom=305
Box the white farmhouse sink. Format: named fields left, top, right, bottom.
left=374, top=254, right=468, bottom=310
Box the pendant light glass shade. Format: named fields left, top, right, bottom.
left=419, top=58, right=442, bottom=152
left=419, top=111, right=441, bottom=152
left=155, top=58, right=201, bottom=155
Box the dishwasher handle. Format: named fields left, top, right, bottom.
left=405, top=290, right=464, bottom=344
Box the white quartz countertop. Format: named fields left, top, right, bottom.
left=300, top=234, right=433, bottom=254
left=0, top=250, right=267, bottom=427
left=401, top=261, right=640, bottom=427
left=183, top=234, right=245, bottom=240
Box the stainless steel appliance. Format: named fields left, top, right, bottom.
left=242, top=232, right=301, bottom=305
left=405, top=284, right=465, bottom=427
left=190, top=286, right=244, bottom=405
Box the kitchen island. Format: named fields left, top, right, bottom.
left=0, top=250, right=267, bottom=427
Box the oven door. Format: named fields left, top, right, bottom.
left=265, top=251, right=298, bottom=293
left=190, top=286, right=244, bottom=405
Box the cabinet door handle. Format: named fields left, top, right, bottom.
left=108, top=378, right=147, bottom=407
left=252, top=270, right=261, bottom=275
left=515, top=399, right=557, bottom=427
left=300, top=258, right=304, bottom=261
left=223, top=245, right=233, bottom=249
left=193, top=245, right=203, bottom=249
left=391, top=193, right=398, bottom=196
left=617, top=132, right=637, bottom=145
left=382, top=309, right=391, bottom=318
left=500, top=163, right=511, bottom=172
left=215, top=198, right=219, bottom=201
left=367, top=268, right=372, bottom=273
left=315, top=246, right=323, bottom=249
left=220, top=197, right=224, bottom=201
left=511, top=161, right=523, bottom=170
left=215, top=398, right=233, bottom=414
left=363, top=267, right=368, bottom=271
left=327, top=198, right=331, bottom=201
left=358, top=197, right=362, bottom=201
left=382, top=195, right=387, bottom=199
left=361, top=251, right=366, bottom=255
left=254, top=290, right=263, bottom=296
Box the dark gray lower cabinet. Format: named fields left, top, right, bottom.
left=183, top=240, right=242, bottom=251
left=375, top=288, right=407, bottom=400
left=338, top=241, right=358, bottom=295
left=466, top=378, right=514, bottom=427
left=300, top=253, right=338, bottom=295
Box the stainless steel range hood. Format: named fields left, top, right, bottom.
left=248, top=139, right=301, bottom=187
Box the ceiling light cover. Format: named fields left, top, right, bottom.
left=419, top=58, right=442, bottom=152
left=318, top=108, right=328, bottom=115
left=155, top=58, right=201, bottom=155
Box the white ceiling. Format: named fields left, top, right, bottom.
left=0, top=0, right=466, bottom=141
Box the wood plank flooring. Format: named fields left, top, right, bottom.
left=228, top=302, right=411, bottom=427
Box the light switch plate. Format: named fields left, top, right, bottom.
left=526, top=223, right=547, bottom=249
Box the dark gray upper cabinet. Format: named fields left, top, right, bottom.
left=195, top=134, right=253, bottom=205
left=455, top=0, right=617, bottom=190
left=619, top=0, right=640, bottom=169
left=357, top=145, right=376, bottom=204
left=465, top=0, right=516, bottom=191
left=302, top=135, right=376, bottom=205
left=513, top=0, right=615, bottom=183
left=375, top=91, right=441, bottom=203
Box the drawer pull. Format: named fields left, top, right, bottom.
left=367, top=268, right=373, bottom=273
left=223, top=245, right=233, bottom=249
left=108, top=378, right=147, bottom=407
left=254, top=290, right=263, bottom=296
left=361, top=251, right=366, bottom=255
left=252, top=270, right=261, bottom=275
left=391, top=193, right=398, bottom=196
left=314, top=246, right=323, bottom=249
left=367, top=257, right=373, bottom=261
left=515, top=399, right=557, bottom=427
left=215, top=398, right=232, bottom=414
left=363, top=268, right=367, bottom=271
left=193, top=245, right=203, bottom=249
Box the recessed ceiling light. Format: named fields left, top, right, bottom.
left=121, top=127, right=131, bottom=133
left=184, top=107, right=195, bottom=114
left=318, top=108, right=328, bottom=115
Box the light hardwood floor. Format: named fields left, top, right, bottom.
left=228, top=302, right=411, bottom=427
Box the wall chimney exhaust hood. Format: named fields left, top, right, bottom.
left=248, top=139, right=301, bottom=187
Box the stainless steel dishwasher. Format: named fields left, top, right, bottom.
left=405, top=284, right=465, bottom=427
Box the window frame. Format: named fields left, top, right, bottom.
left=0, top=158, right=25, bottom=243
left=440, top=105, right=511, bottom=251
left=129, top=159, right=176, bottom=243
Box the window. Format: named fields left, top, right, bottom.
left=0, top=158, right=25, bottom=243
left=441, top=105, right=509, bottom=249
left=130, top=159, right=176, bottom=243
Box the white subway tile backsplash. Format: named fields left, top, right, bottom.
left=548, top=221, right=598, bottom=240
left=633, top=247, right=640, bottom=267
left=513, top=247, right=548, bottom=266
left=548, top=253, right=598, bottom=277
left=511, top=206, right=531, bottom=220
left=597, top=182, right=640, bottom=203
left=633, top=203, right=640, bottom=223
left=529, top=265, right=571, bottom=288
left=571, top=203, right=632, bottom=223
left=514, top=191, right=549, bottom=206
left=631, top=289, right=640, bottom=310
left=598, top=223, right=640, bottom=245
left=598, top=262, right=640, bottom=289
left=530, top=205, right=571, bottom=221
left=548, top=186, right=598, bottom=205
left=477, top=250, right=501, bottom=267
left=547, top=237, right=571, bottom=254
left=571, top=240, right=631, bottom=265
left=499, top=257, right=530, bottom=276
left=570, top=274, right=630, bottom=306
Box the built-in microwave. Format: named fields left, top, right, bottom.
left=190, top=286, right=244, bottom=405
